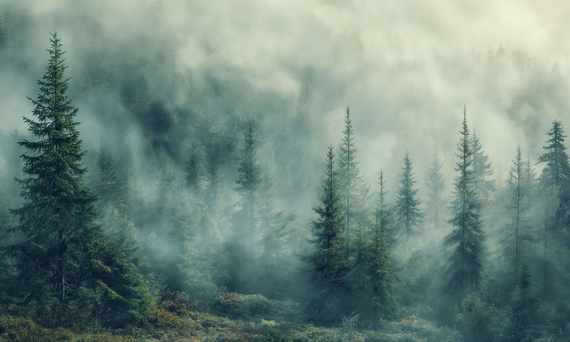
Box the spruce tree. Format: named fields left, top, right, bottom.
left=9, top=33, right=152, bottom=326
left=444, top=106, right=485, bottom=301
left=185, top=143, right=206, bottom=194
left=506, top=146, right=526, bottom=288
left=235, top=122, right=261, bottom=237
left=369, top=170, right=396, bottom=317
left=9, top=33, right=103, bottom=308
left=309, top=146, right=348, bottom=321
left=396, top=153, right=423, bottom=243
left=539, top=120, right=570, bottom=190
left=537, top=120, right=570, bottom=299
left=426, top=146, right=445, bottom=229
left=472, top=130, right=494, bottom=203
left=338, top=107, right=368, bottom=251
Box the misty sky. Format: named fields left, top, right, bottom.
left=2, top=0, right=570, bottom=218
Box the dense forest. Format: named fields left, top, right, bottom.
left=2, top=1, right=570, bottom=341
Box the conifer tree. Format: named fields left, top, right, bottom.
left=537, top=120, right=570, bottom=298
left=9, top=33, right=103, bottom=308
left=506, top=146, right=528, bottom=288
left=235, top=123, right=261, bottom=237
left=472, top=130, right=494, bottom=203
left=9, top=33, right=152, bottom=326
left=396, top=153, right=423, bottom=242
left=369, top=170, right=396, bottom=317
left=539, top=120, right=570, bottom=190
left=309, top=147, right=348, bottom=320
left=185, top=143, right=206, bottom=194
left=426, top=146, right=445, bottom=229
left=444, top=107, right=485, bottom=301
left=338, top=107, right=368, bottom=251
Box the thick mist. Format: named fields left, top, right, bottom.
left=1, top=1, right=570, bottom=338
left=1, top=0, right=569, bottom=214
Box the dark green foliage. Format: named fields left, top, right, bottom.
left=9, top=32, right=103, bottom=310
left=426, top=147, right=445, bottom=229
left=396, top=153, right=423, bottom=243
left=539, top=120, right=570, bottom=190
left=444, top=107, right=485, bottom=301
left=369, top=171, right=396, bottom=318
left=308, top=147, right=349, bottom=322
left=8, top=33, right=153, bottom=327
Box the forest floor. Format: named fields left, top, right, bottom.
left=0, top=292, right=460, bottom=341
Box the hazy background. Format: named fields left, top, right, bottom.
left=1, top=0, right=570, bottom=222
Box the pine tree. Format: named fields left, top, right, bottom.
left=396, top=153, right=423, bottom=243
left=537, top=121, right=570, bottom=297
left=235, top=122, right=261, bottom=237
left=9, top=33, right=103, bottom=308
left=506, top=146, right=527, bottom=288
left=369, top=170, right=396, bottom=317
left=444, top=106, right=485, bottom=301
left=338, top=107, right=368, bottom=251
left=426, top=146, right=445, bottom=229
left=185, top=143, right=206, bottom=194
left=472, top=130, right=494, bottom=203
left=308, top=146, right=348, bottom=321
left=539, top=120, right=570, bottom=190
left=9, top=33, right=152, bottom=326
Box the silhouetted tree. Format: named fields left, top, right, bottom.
left=444, top=107, right=485, bottom=301
left=308, top=146, right=349, bottom=322
left=8, top=33, right=153, bottom=326
left=338, top=107, right=368, bottom=252
left=369, top=171, right=396, bottom=318
left=426, top=146, right=445, bottom=229
left=396, top=153, right=423, bottom=243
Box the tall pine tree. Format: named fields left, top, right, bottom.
left=444, top=106, right=485, bottom=301
left=396, top=153, right=423, bottom=243
left=9, top=33, right=152, bottom=326
left=308, top=146, right=348, bottom=322
left=9, top=33, right=103, bottom=308
left=426, top=146, right=445, bottom=229
left=338, top=107, right=368, bottom=252
left=369, top=170, right=396, bottom=318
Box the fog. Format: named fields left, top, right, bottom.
left=1, top=0, right=570, bottom=337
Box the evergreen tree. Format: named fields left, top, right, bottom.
left=9, top=33, right=152, bottom=326
left=472, top=130, right=494, bottom=203
left=506, top=146, right=527, bottom=288
left=539, top=120, right=570, bottom=190
left=9, top=33, right=103, bottom=308
left=185, top=143, right=206, bottom=194
left=426, top=146, right=445, bottom=229
left=444, top=107, right=485, bottom=301
left=308, top=146, right=348, bottom=321
left=369, top=170, right=396, bottom=318
left=235, top=122, right=261, bottom=237
left=338, top=107, right=368, bottom=251
left=94, top=147, right=127, bottom=211
left=225, top=123, right=261, bottom=292
left=537, top=121, right=570, bottom=297
left=396, top=153, right=423, bottom=243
